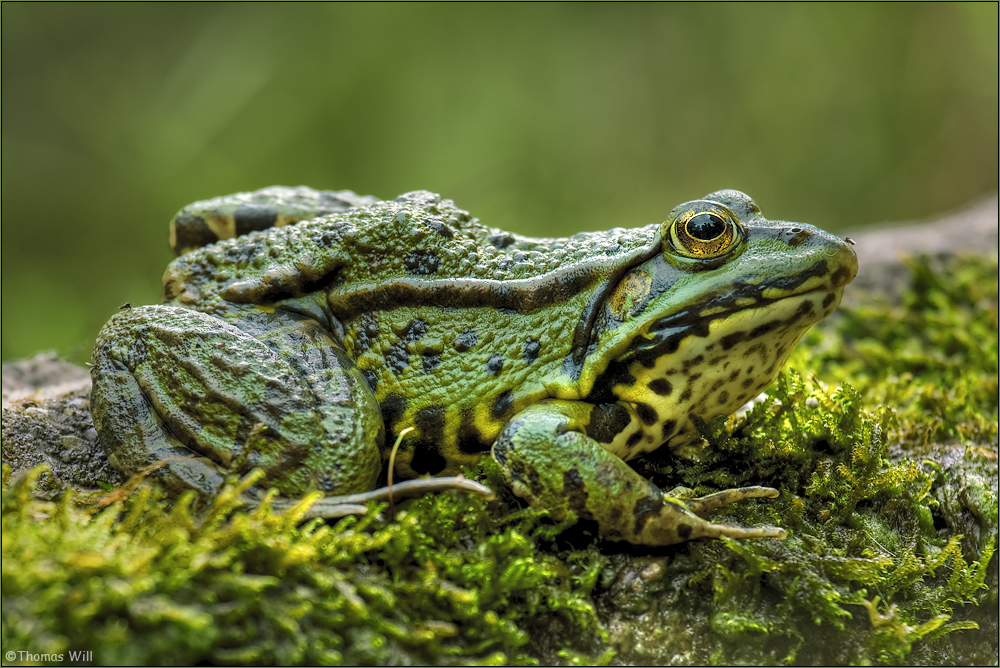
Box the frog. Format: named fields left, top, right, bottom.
left=90, top=186, right=857, bottom=545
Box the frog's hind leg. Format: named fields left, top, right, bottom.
left=492, top=399, right=786, bottom=546
left=169, top=186, right=375, bottom=255
left=90, top=304, right=384, bottom=501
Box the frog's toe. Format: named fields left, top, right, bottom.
left=637, top=498, right=787, bottom=545
left=680, top=485, right=780, bottom=514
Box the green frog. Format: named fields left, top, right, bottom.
left=90, top=187, right=857, bottom=545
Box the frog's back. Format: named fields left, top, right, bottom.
left=163, top=190, right=656, bottom=314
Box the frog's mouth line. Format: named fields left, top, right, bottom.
left=625, top=264, right=847, bottom=365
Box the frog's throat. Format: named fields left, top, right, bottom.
left=577, top=278, right=843, bottom=404
left=630, top=286, right=842, bottom=367
left=607, top=288, right=842, bottom=459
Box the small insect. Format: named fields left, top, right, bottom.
left=119, top=302, right=132, bottom=310
left=845, top=237, right=856, bottom=246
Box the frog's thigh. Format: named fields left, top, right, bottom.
left=491, top=399, right=785, bottom=546
left=91, top=318, right=228, bottom=497
left=91, top=305, right=382, bottom=497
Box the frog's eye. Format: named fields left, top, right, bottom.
left=662, top=202, right=744, bottom=260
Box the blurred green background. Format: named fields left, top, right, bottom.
left=2, top=3, right=997, bottom=363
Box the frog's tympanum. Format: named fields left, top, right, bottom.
left=91, top=187, right=857, bottom=545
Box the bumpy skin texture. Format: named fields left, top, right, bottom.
left=91, top=187, right=858, bottom=545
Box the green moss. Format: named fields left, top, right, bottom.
left=799, top=254, right=999, bottom=449
left=2, top=253, right=997, bottom=665
left=2, top=464, right=611, bottom=665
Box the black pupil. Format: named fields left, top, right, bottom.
left=688, top=213, right=726, bottom=241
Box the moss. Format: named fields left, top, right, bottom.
left=2, top=464, right=611, bottom=665
left=2, top=253, right=997, bottom=665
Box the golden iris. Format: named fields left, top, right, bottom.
left=664, top=203, right=742, bottom=259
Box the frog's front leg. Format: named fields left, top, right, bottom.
left=90, top=304, right=383, bottom=500
left=492, top=400, right=787, bottom=545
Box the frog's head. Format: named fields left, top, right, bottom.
left=581, top=190, right=857, bottom=445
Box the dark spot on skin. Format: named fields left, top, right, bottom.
left=486, top=354, right=504, bottom=376
left=635, top=403, right=658, bottom=426
left=425, top=220, right=454, bottom=238
left=626, top=432, right=642, bottom=448
left=399, top=319, right=429, bottom=340
left=585, top=359, right=636, bottom=404
left=632, top=492, right=664, bottom=535
left=661, top=419, right=677, bottom=439
left=718, top=390, right=729, bottom=405
left=729, top=369, right=740, bottom=381
left=410, top=445, right=447, bottom=475
left=737, top=392, right=748, bottom=402
left=822, top=293, right=836, bottom=309
left=830, top=266, right=851, bottom=287
left=222, top=241, right=260, bottom=267
left=562, top=469, right=593, bottom=521
left=676, top=523, right=693, bottom=540
left=586, top=403, right=632, bottom=444
left=679, top=388, right=692, bottom=402
left=453, top=329, right=478, bottom=352
left=506, top=458, right=545, bottom=498
left=234, top=205, right=278, bottom=234
left=163, top=279, right=181, bottom=300
left=353, top=314, right=380, bottom=352
left=380, top=394, right=407, bottom=433
left=648, top=378, right=672, bottom=396
left=749, top=320, right=780, bottom=340
left=487, top=232, right=516, bottom=249
left=422, top=353, right=442, bottom=372
left=742, top=377, right=755, bottom=389
left=682, top=354, right=704, bottom=372
left=523, top=338, right=541, bottom=363
left=404, top=250, right=440, bottom=275
left=318, top=228, right=345, bottom=248
left=415, top=406, right=446, bottom=444
left=491, top=390, right=514, bottom=421
left=385, top=319, right=430, bottom=373
left=709, top=379, right=725, bottom=392
left=385, top=342, right=410, bottom=374
left=171, top=213, right=216, bottom=254
left=458, top=414, right=490, bottom=454
left=721, top=331, right=746, bottom=350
